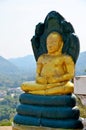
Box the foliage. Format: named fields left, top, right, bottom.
left=0, top=119, right=11, bottom=126
left=76, top=95, right=86, bottom=118
left=0, top=66, right=35, bottom=126
left=0, top=94, right=20, bottom=126
left=0, top=73, right=32, bottom=88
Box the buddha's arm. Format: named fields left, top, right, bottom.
left=60, top=57, right=74, bottom=81
left=48, top=56, right=74, bottom=83
left=36, top=62, right=42, bottom=76
left=36, top=56, right=47, bottom=84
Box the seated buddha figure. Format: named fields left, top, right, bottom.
left=21, top=31, right=74, bottom=95
left=21, top=11, right=80, bottom=95
left=36, top=32, right=74, bottom=85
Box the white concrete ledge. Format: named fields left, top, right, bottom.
left=12, top=123, right=83, bottom=130
left=74, top=76, right=86, bottom=95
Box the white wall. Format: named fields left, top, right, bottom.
left=74, top=76, right=86, bottom=95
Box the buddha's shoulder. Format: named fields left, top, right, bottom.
left=37, top=54, right=47, bottom=62
left=63, top=55, right=74, bottom=63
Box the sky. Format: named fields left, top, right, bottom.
left=0, top=0, right=86, bottom=59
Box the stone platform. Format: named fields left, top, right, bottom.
left=12, top=122, right=86, bottom=130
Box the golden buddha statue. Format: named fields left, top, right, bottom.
left=21, top=11, right=80, bottom=95
left=13, top=11, right=83, bottom=130
left=36, top=32, right=74, bottom=84
left=21, top=32, right=74, bottom=95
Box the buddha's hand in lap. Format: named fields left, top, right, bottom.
left=36, top=76, right=47, bottom=84
left=47, top=77, right=59, bottom=84
left=36, top=76, right=68, bottom=86
left=47, top=76, right=66, bottom=84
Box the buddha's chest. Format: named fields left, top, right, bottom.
left=41, top=56, right=66, bottom=76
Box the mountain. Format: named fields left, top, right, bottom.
left=75, top=51, right=86, bottom=76
left=9, top=55, right=36, bottom=74
left=0, top=56, right=19, bottom=74
left=9, top=55, right=36, bottom=80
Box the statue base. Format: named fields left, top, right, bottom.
left=13, top=93, right=83, bottom=129
left=12, top=123, right=83, bottom=130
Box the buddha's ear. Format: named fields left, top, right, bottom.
left=62, top=33, right=80, bottom=64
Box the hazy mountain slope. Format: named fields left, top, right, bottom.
left=9, top=55, right=36, bottom=79
left=0, top=56, right=19, bottom=74
left=0, top=56, right=36, bottom=88
left=9, top=55, right=36, bottom=71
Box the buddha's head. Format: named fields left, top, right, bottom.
left=46, top=32, right=63, bottom=54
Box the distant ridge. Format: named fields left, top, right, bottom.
left=0, top=56, right=19, bottom=74
left=9, top=55, right=36, bottom=80
left=9, top=55, right=36, bottom=73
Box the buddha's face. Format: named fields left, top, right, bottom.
left=46, top=32, right=63, bottom=54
